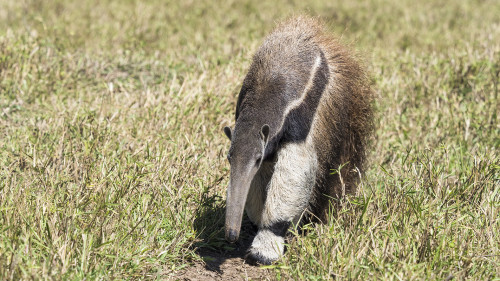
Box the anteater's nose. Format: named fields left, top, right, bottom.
left=225, top=228, right=239, bottom=243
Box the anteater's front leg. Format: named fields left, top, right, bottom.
left=246, top=142, right=318, bottom=265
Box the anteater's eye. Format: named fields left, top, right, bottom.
left=227, top=154, right=231, bottom=161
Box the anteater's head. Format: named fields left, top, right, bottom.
left=223, top=122, right=270, bottom=243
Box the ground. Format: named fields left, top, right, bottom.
left=177, top=244, right=271, bottom=280
left=0, top=0, right=499, bottom=280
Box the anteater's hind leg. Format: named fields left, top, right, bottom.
left=246, top=142, right=318, bottom=265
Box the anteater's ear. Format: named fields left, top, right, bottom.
left=223, top=126, right=232, bottom=140
left=260, top=124, right=270, bottom=143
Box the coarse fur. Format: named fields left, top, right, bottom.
left=224, top=15, right=374, bottom=265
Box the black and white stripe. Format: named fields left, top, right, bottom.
left=264, top=50, right=330, bottom=159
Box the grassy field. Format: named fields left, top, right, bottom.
left=0, top=0, right=499, bottom=279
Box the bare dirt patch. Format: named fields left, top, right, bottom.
left=177, top=244, right=273, bottom=281
left=179, top=191, right=275, bottom=280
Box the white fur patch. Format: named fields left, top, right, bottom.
left=248, top=229, right=285, bottom=262
left=260, top=139, right=318, bottom=226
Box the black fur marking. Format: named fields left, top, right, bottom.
left=263, top=49, right=330, bottom=157
left=281, top=50, right=329, bottom=143
left=265, top=220, right=291, bottom=237
left=245, top=251, right=274, bottom=265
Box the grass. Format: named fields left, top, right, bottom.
left=0, top=0, right=499, bottom=279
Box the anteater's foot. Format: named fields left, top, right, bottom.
left=245, top=229, right=284, bottom=265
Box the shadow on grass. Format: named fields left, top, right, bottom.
left=192, top=191, right=257, bottom=273
left=191, top=181, right=334, bottom=272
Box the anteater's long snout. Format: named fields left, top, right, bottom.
left=225, top=228, right=239, bottom=243
left=224, top=176, right=252, bottom=243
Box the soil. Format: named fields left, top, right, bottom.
left=175, top=202, right=276, bottom=280
left=176, top=247, right=273, bottom=281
